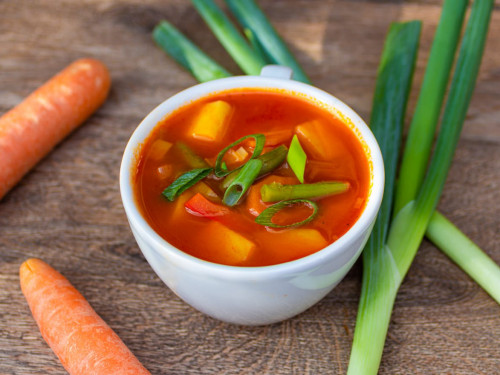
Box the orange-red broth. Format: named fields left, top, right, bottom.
left=134, top=89, right=370, bottom=267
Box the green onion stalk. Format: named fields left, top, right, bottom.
left=224, top=0, right=311, bottom=83
left=261, top=181, right=349, bottom=202
left=348, top=1, right=495, bottom=373
left=223, top=159, right=262, bottom=206
left=152, top=21, right=231, bottom=82
left=393, top=0, right=467, bottom=214
left=426, top=212, right=500, bottom=304
left=191, top=0, right=266, bottom=75
left=347, top=20, right=421, bottom=375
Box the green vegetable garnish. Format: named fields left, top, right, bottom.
left=261, top=181, right=349, bottom=202
left=223, top=159, right=262, bottom=206
left=162, top=168, right=212, bottom=201
left=287, top=135, right=306, bottom=183
left=214, top=134, right=265, bottom=177
left=255, top=199, right=318, bottom=228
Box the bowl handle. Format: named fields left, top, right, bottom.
left=260, top=65, right=293, bottom=80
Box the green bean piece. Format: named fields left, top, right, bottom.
left=261, top=181, right=350, bottom=202
left=223, top=159, right=262, bottom=206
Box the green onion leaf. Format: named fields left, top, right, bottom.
left=191, top=0, right=266, bottom=76
left=162, top=168, right=212, bottom=201
left=152, top=20, right=231, bottom=82
left=261, top=181, right=349, bottom=202
left=347, top=20, right=421, bottom=375
left=225, top=0, right=311, bottom=83
left=393, top=1, right=468, bottom=215
left=243, top=27, right=271, bottom=63
left=221, top=145, right=288, bottom=189
left=287, top=135, right=306, bottom=183
left=255, top=199, right=318, bottom=228
left=214, top=134, right=265, bottom=177
left=223, top=159, right=262, bottom=206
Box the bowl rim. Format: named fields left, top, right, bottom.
left=119, top=74, right=384, bottom=280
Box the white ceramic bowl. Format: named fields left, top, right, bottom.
left=120, top=66, right=384, bottom=325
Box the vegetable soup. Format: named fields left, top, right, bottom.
left=133, top=88, right=370, bottom=267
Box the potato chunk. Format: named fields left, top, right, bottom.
left=295, top=120, right=348, bottom=161
left=147, top=139, right=172, bottom=161
left=189, top=100, right=233, bottom=143
left=266, top=228, right=328, bottom=262
left=202, top=221, right=256, bottom=265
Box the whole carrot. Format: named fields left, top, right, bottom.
left=20, top=258, right=150, bottom=375
left=0, top=58, right=111, bottom=200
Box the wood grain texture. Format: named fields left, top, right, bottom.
left=0, top=0, right=499, bottom=374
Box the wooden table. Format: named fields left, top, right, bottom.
left=1, top=1, right=499, bottom=374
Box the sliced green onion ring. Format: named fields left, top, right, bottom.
left=223, top=159, right=262, bottom=206
left=255, top=199, right=318, bottom=228
left=162, top=167, right=212, bottom=201
left=214, top=134, right=265, bottom=177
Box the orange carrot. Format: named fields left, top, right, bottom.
left=20, top=258, right=150, bottom=375
left=0, top=58, right=111, bottom=200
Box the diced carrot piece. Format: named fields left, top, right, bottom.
left=147, top=139, right=172, bottom=161
left=168, top=181, right=220, bottom=222
left=295, top=120, right=348, bottom=161
left=246, top=175, right=298, bottom=216
left=201, top=221, right=256, bottom=265
left=266, top=229, right=328, bottom=261
left=189, top=100, right=233, bottom=143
